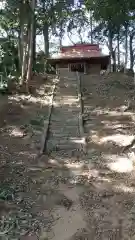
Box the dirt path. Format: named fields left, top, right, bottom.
left=1, top=73, right=135, bottom=239
left=40, top=71, right=87, bottom=240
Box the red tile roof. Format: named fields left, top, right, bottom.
left=60, top=44, right=100, bottom=53
left=50, top=44, right=109, bottom=60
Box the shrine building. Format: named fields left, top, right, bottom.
left=47, top=43, right=110, bottom=75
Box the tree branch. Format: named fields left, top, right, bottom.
left=67, top=32, right=75, bottom=45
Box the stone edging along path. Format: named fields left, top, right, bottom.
left=39, top=77, right=58, bottom=156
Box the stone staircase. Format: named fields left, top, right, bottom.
left=46, top=71, right=81, bottom=158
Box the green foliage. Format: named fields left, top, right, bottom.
left=0, top=38, right=19, bottom=78
left=34, top=51, right=55, bottom=74
left=0, top=1, right=20, bottom=81
left=1, top=0, right=135, bottom=77
left=86, top=0, right=135, bottom=29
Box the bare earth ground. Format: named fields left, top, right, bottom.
left=82, top=73, right=135, bottom=239
left=1, top=73, right=135, bottom=239
left=0, top=75, right=57, bottom=239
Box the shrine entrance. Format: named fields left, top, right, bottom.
left=70, top=63, right=84, bottom=73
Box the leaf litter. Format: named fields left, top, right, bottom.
left=0, top=76, right=57, bottom=239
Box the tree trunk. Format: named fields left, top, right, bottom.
left=90, top=11, right=93, bottom=44
left=19, top=1, right=29, bottom=85
left=18, top=2, right=23, bottom=68
left=59, top=21, right=63, bottom=48
left=117, top=32, right=120, bottom=70
left=26, top=0, right=36, bottom=91
left=18, top=30, right=22, bottom=72
left=108, top=28, right=116, bottom=72
left=59, top=37, right=62, bottom=48
left=112, top=50, right=116, bottom=72
left=43, top=22, right=49, bottom=57
left=129, top=34, right=134, bottom=71
left=32, top=14, right=36, bottom=71
left=67, top=32, right=75, bottom=45
left=124, top=24, right=128, bottom=72
left=78, top=29, right=83, bottom=43
left=21, top=32, right=28, bottom=85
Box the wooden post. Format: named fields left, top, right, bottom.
left=56, top=64, right=59, bottom=79
left=56, top=64, right=58, bottom=74
left=68, top=63, right=70, bottom=72
left=84, top=62, right=87, bottom=74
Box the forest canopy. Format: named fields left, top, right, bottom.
left=0, top=0, right=135, bottom=91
